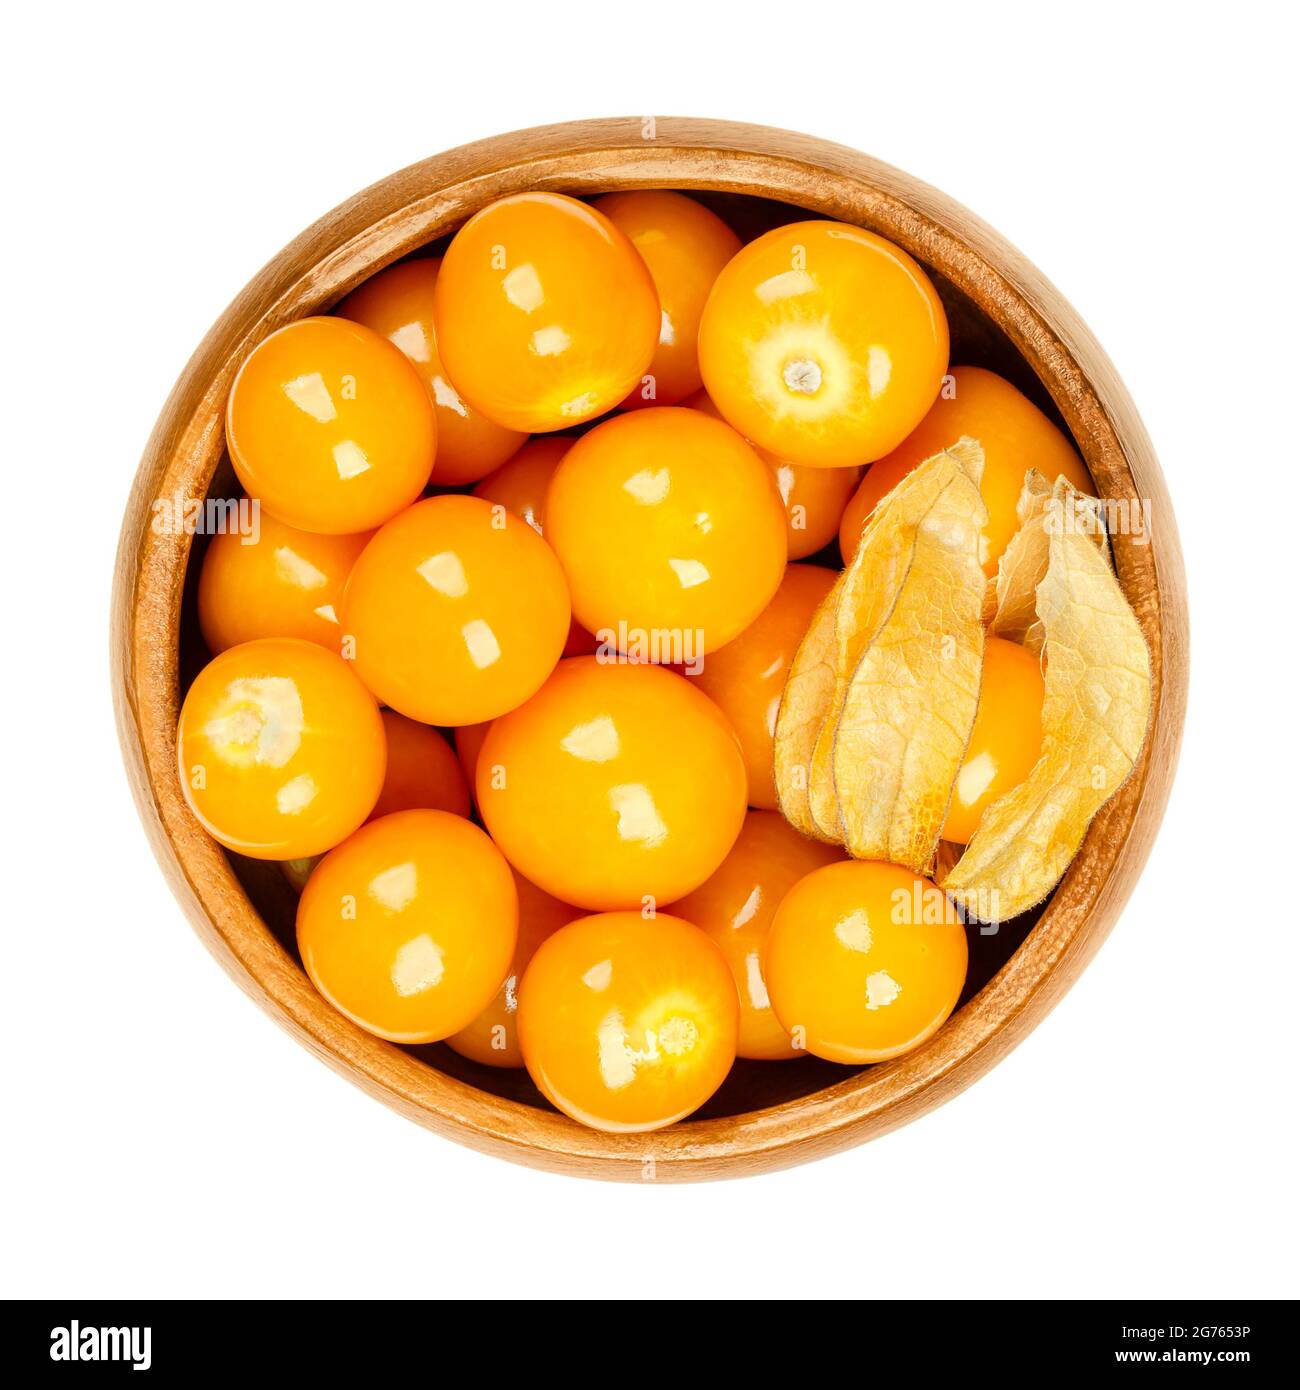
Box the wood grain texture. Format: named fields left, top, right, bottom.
left=111, top=117, right=1189, bottom=1182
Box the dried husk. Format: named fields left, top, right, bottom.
left=939, top=509, right=1151, bottom=921
left=772, top=570, right=845, bottom=841
left=988, top=471, right=1109, bottom=654
left=774, top=440, right=987, bottom=843
left=833, top=444, right=989, bottom=869
left=803, top=441, right=982, bottom=839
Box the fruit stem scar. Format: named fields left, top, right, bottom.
left=782, top=357, right=822, bottom=395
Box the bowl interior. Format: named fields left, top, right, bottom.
left=179, top=189, right=1055, bottom=1123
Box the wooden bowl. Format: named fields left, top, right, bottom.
left=112, top=118, right=1188, bottom=1181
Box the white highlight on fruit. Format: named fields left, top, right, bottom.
left=866, top=345, right=892, bottom=397
left=732, top=886, right=761, bottom=930
left=391, top=934, right=445, bottom=997
left=390, top=322, right=431, bottom=363
left=560, top=391, right=597, bottom=418
left=461, top=618, right=502, bottom=669
left=417, top=550, right=469, bottom=598
left=623, top=468, right=670, bottom=505
left=582, top=959, right=614, bottom=992
left=502, top=263, right=544, bottom=312
left=865, top=970, right=902, bottom=1011
left=432, top=374, right=468, bottom=416
left=275, top=773, right=317, bottom=815
left=369, top=861, right=418, bottom=912
left=203, top=676, right=304, bottom=768
left=833, top=909, right=873, bottom=954
left=597, top=1010, right=638, bottom=1090
left=756, top=269, right=815, bottom=304
left=561, top=716, right=621, bottom=764
left=955, top=750, right=997, bottom=811
left=530, top=325, right=570, bottom=357
left=745, top=954, right=771, bottom=1011
left=332, top=439, right=371, bottom=479
left=595, top=1011, right=698, bottom=1091
left=608, top=783, right=668, bottom=847
left=274, top=547, right=328, bottom=592
left=282, top=371, right=337, bottom=424
left=668, top=557, right=710, bottom=590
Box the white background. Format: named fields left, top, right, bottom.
left=3, top=1, right=1296, bottom=1301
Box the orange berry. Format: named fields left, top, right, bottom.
left=669, top=811, right=843, bottom=1060
left=433, top=192, right=660, bottom=432
left=688, top=563, right=837, bottom=809
left=699, top=221, right=948, bottom=468
left=941, top=637, right=1045, bottom=845
left=340, top=495, right=570, bottom=725
left=177, top=637, right=385, bottom=859
left=546, top=407, right=788, bottom=655
left=297, top=810, right=517, bottom=1044
left=765, top=861, right=968, bottom=1064
left=685, top=390, right=861, bottom=558
left=592, top=190, right=741, bottom=408
left=517, top=911, right=738, bottom=1132
left=226, top=317, right=435, bottom=533
left=478, top=658, right=747, bottom=910
left=839, top=366, right=1093, bottom=576
left=197, top=511, right=371, bottom=655
left=446, top=870, right=579, bottom=1068
left=334, top=258, right=526, bottom=485
left=370, top=709, right=470, bottom=821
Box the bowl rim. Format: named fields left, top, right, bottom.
left=111, top=116, right=1189, bottom=1182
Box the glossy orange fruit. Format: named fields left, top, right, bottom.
left=370, top=709, right=470, bottom=821
left=197, top=511, right=371, bottom=655
left=546, top=407, right=788, bottom=655
left=297, top=809, right=517, bottom=1044
left=334, top=257, right=526, bottom=485
left=685, top=390, right=861, bottom=559
left=699, top=220, right=949, bottom=468
left=478, top=658, right=748, bottom=910
left=433, top=192, right=660, bottom=432
left=592, top=190, right=741, bottom=408
left=517, top=911, right=738, bottom=1132
left=669, top=811, right=844, bottom=1060
left=765, top=861, right=968, bottom=1064
left=688, top=563, right=837, bottom=809
left=177, top=637, right=385, bottom=859
left=340, top=494, right=571, bottom=725
left=941, top=637, right=1045, bottom=845
left=226, top=316, right=435, bottom=533
left=839, top=365, right=1093, bottom=576
left=446, top=870, right=579, bottom=1068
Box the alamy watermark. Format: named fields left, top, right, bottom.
left=151, top=492, right=260, bottom=544
left=50, top=1321, right=151, bottom=1371
left=1045, top=492, right=1152, bottom=546
left=595, top=622, right=705, bottom=676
